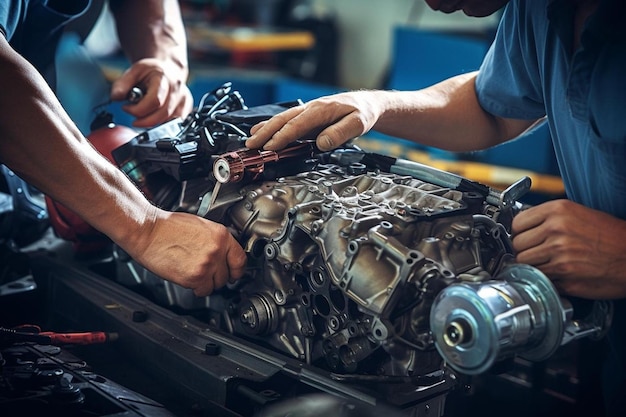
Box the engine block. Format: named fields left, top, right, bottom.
left=226, top=165, right=501, bottom=375
left=104, top=83, right=611, bottom=413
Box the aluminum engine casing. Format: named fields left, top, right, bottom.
left=117, top=161, right=516, bottom=378
left=109, top=85, right=611, bottom=398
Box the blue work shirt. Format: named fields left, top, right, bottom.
left=477, top=0, right=626, bottom=219
left=476, top=0, right=626, bottom=415
left=0, top=0, right=90, bottom=86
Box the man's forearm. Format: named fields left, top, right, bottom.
left=108, top=0, right=188, bottom=73
left=0, top=40, right=152, bottom=248
left=373, top=72, right=536, bottom=152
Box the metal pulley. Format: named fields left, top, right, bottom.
left=429, top=264, right=612, bottom=375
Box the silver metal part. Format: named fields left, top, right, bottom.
left=213, top=158, right=233, bottom=183
left=126, top=86, right=145, bottom=104
left=430, top=264, right=610, bottom=375
left=391, top=157, right=531, bottom=208
left=500, top=176, right=532, bottom=208
left=112, top=151, right=611, bottom=380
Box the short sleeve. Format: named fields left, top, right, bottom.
left=476, top=1, right=547, bottom=121
left=0, top=1, right=21, bottom=41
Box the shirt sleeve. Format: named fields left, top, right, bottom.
left=0, top=1, right=16, bottom=41
left=475, top=1, right=547, bottom=120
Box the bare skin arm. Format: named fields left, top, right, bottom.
left=0, top=37, right=246, bottom=296
left=246, top=72, right=535, bottom=152
left=108, top=0, right=193, bottom=127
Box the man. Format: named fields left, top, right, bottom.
left=246, top=0, right=626, bottom=414
left=106, top=0, right=194, bottom=128
left=0, top=0, right=247, bottom=296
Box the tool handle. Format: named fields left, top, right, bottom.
left=40, top=331, right=118, bottom=345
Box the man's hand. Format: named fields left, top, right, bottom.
left=128, top=208, right=247, bottom=297
left=512, top=199, right=626, bottom=299
left=111, top=58, right=193, bottom=127
left=108, top=0, right=192, bottom=128
left=246, top=91, right=383, bottom=151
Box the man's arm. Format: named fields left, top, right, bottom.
left=246, top=72, right=537, bottom=152
left=0, top=37, right=246, bottom=296
left=108, top=0, right=193, bottom=127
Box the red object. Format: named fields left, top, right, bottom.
left=8, top=324, right=118, bottom=345
left=45, top=117, right=137, bottom=255
left=40, top=331, right=111, bottom=345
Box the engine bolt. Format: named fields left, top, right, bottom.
left=204, top=342, right=221, bottom=356
left=241, top=309, right=254, bottom=326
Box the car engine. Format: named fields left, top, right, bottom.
left=69, top=82, right=610, bottom=415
